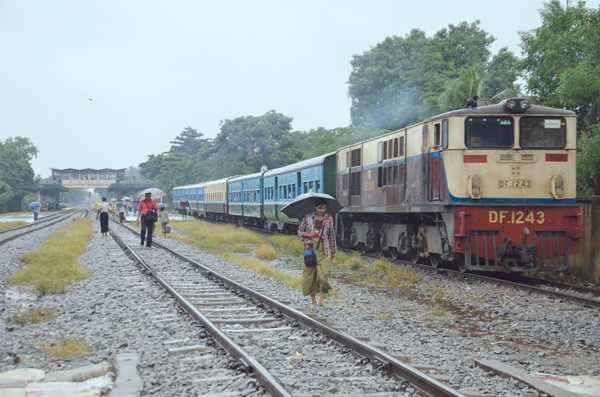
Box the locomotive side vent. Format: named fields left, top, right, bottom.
left=519, top=153, right=536, bottom=162
left=497, top=152, right=514, bottom=162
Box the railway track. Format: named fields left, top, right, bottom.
left=110, top=222, right=466, bottom=397
left=0, top=207, right=81, bottom=246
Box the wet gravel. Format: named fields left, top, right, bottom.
left=1, top=216, right=599, bottom=397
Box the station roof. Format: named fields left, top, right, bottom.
left=50, top=168, right=126, bottom=173
left=16, top=184, right=70, bottom=193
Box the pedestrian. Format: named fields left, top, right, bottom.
left=159, top=207, right=170, bottom=238
left=33, top=209, right=39, bottom=221
left=96, top=197, right=111, bottom=237
left=297, top=198, right=336, bottom=310
left=136, top=192, right=158, bottom=248
left=125, top=201, right=130, bottom=215
left=118, top=202, right=125, bottom=223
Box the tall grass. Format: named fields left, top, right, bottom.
left=332, top=251, right=364, bottom=270
left=221, top=253, right=302, bottom=289
left=256, top=244, right=277, bottom=260
left=6, top=218, right=94, bottom=294
left=170, top=220, right=263, bottom=255
left=0, top=221, right=27, bottom=231
left=268, top=235, right=304, bottom=257
left=361, top=257, right=420, bottom=284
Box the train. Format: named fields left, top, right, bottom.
left=173, top=98, right=582, bottom=273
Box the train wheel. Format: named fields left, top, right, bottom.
left=429, top=254, right=441, bottom=268
left=409, top=250, right=419, bottom=264
left=455, top=256, right=467, bottom=273
left=390, top=248, right=399, bottom=260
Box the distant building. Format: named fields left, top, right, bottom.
left=51, top=168, right=126, bottom=189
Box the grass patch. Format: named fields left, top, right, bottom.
left=222, top=253, right=302, bottom=289
left=6, top=218, right=94, bottom=295
left=0, top=221, right=27, bottom=231
left=256, top=244, right=277, bottom=260
left=374, top=311, right=389, bottom=321
left=39, top=337, right=91, bottom=358
left=363, top=257, right=420, bottom=284
left=431, top=308, right=449, bottom=316
left=431, top=287, right=456, bottom=299
left=171, top=220, right=263, bottom=255
left=268, top=235, right=304, bottom=257
left=6, top=307, right=57, bottom=324
left=332, top=251, right=364, bottom=270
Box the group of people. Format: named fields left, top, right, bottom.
left=40, top=201, right=65, bottom=212
left=95, top=193, right=170, bottom=246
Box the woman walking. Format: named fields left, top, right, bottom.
left=96, top=197, right=111, bottom=237
left=136, top=192, right=158, bottom=248
left=159, top=207, right=170, bottom=238
left=298, top=198, right=337, bottom=309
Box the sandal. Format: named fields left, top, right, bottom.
left=309, top=304, right=318, bottom=310
left=319, top=303, right=330, bottom=309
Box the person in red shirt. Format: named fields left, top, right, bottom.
left=136, top=192, right=158, bottom=248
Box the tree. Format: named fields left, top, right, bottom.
left=348, top=21, right=520, bottom=131
left=576, top=125, right=600, bottom=195
left=0, top=136, right=39, bottom=212
left=519, top=1, right=600, bottom=131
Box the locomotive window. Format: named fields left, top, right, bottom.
left=351, top=148, right=361, bottom=167
left=399, top=136, right=405, bottom=156
left=520, top=117, right=566, bottom=148
left=434, top=124, right=441, bottom=146
left=393, top=138, right=399, bottom=157
left=442, top=119, right=448, bottom=149
left=382, top=141, right=388, bottom=161
left=388, top=139, right=393, bottom=159
left=465, top=117, right=514, bottom=147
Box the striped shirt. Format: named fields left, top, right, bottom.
left=298, top=212, right=337, bottom=256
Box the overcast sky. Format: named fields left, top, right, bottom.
left=2, top=0, right=598, bottom=178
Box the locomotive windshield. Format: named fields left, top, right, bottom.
left=465, top=117, right=514, bottom=148
left=519, top=117, right=566, bottom=148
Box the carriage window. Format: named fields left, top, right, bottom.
left=309, top=181, right=313, bottom=192
left=465, top=117, right=514, bottom=147
left=388, top=139, right=393, bottom=159
left=292, top=185, right=296, bottom=197
left=315, top=180, right=320, bottom=193
left=520, top=117, right=566, bottom=148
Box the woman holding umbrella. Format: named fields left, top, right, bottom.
left=297, top=197, right=337, bottom=310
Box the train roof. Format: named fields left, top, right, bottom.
left=173, top=183, right=200, bottom=190
left=425, top=103, right=576, bottom=123
left=263, top=152, right=336, bottom=177
left=203, top=177, right=233, bottom=186
left=228, top=172, right=264, bottom=183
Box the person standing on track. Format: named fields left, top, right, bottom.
left=298, top=198, right=337, bottom=310
left=96, top=197, right=111, bottom=238
left=118, top=201, right=125, bottom=223
left=136, top=192, right=158, bottom=248
left=159, top=206, right=170, bottom=238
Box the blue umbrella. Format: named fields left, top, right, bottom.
left=280, top=193, right=343, bottom=219
left=29, top=202, right=41, bottom=211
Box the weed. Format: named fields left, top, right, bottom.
left=363, top=258, right=419, bottom=284
left=221, top=253, right=302, bottom=289
left=0, top=221, right=27, bottom=232
left=39, top=337, right=91, bottom=358
left=431, top=308, right=448, bottom=316
left=171, top=220, right=263, bottom=255
left=7, top=307, right=56, bottom=324
left=256, top=244, right=277, bottom=260
left=374, top=311, right=389, bottom=321
left=332, top=252, right=364, bottom=270
left=431, top=287, right=456, bottom=299
left=6, top=218, right=94, bottom=294
left=268, top=235, right=304, bottom=257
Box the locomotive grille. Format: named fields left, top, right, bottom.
left=496, top=153, right=515, bottom=162
left=519, top=153, right=535, bottom=162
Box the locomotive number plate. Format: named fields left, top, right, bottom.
left=498, top=179, right=532, bottom=188
left=489, top=210, right=545, bottom=224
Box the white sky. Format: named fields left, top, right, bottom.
left=2, top=0, right=598, bottom=177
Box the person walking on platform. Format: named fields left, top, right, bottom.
left=118, top=202, right=125, bottom=223
left=136, top=192, right=158, bottom=248
left=96, top=197, right=111, bottom=237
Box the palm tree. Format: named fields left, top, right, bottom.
left=434, top=66, right=521, bottom=113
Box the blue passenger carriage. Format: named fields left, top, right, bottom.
left=227, top=172, right=265, bottom=227
left=263, top=153, right=336, bottom=231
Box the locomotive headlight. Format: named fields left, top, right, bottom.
left=468, top=174, right=482, bottom=199
left=501, top=97, right=532, bottom=113
left=550, top=174, right=564, bottom=199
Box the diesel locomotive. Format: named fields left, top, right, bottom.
left=173, top=98, right=582, bottom=273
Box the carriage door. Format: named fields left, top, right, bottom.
left=349, top=144, right=362, bottom=206
left=428, top=122, right=442, bottom=201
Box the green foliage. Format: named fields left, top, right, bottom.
left=519, top=1, right=600, bottom=131
left=348, top=21, right=520, bottom=130
left=301, top=125, right=387, bottom=158
left=0, top=136, right=39, bottom=213
left=577, top=125, right=600, bottom=195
